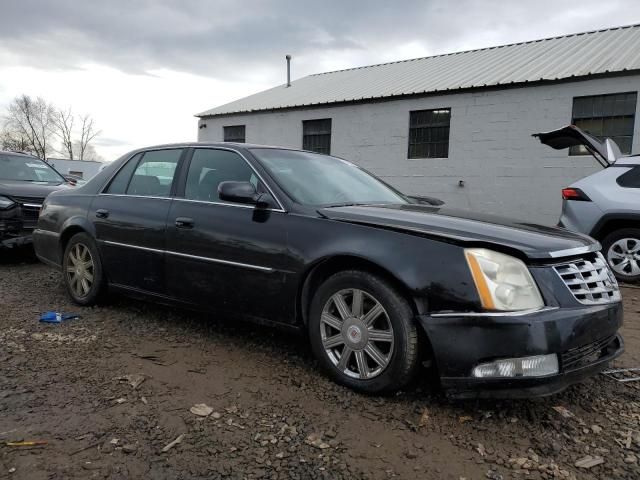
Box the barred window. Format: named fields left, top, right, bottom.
left=571, top=92, right=637, bottom=155
left=408, top=109, right=451, bottom=159
left=223, top=125, right=246, bottom=143
left=302, top=119, right=331, bottom=154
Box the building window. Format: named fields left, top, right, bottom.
left=571, top=92, right=637, bottom=155
left=408, top=109, right=451, bottom=159
left=223, top=125, right=246, bottom=143
left=303, top=119, right=331, bottom=154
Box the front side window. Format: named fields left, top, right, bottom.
left=571, top=92, right=637, bottom=155
left=408, top=108, right=451, bottom=159
left=303, top=119, right=331, bottom=154
left=0, top=154, right=65, bottom=184
left=252, top=148, right=407, bottom=207
left=184, top=149, right=258, bottom=203
left=223, top=125, right=246, bottom=143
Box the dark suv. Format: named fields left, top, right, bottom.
left=0, top=151, right=69, bottom=247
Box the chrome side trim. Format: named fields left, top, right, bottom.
left=100, top=240, right=274, bottom=272
left=430, top=306, right=559, bottom=318
left=548, top=243, right=600, bottom=258
left=171, top=197, right=284, bottom=213
left=98, top=194, right=172, bottom=201
left=166, top=250, right=275, bottom=272
left=33, top=228, right=60, bottom=238
left=102, top=240, right=164, bottom=254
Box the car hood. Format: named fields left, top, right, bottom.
left=0, top=180, right=69, bottom=199
left=319, top=204, right=598, bottom=259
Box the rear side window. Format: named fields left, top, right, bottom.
left=617, top=166, right=640, bottom=188
left=184, top=149, right=258, bottom=203
left=126, top=149, right=182, bottom=197
left=105, top=153, right=142, bottom=194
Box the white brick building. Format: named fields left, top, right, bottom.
left=196, top=25, right=640, bottom=224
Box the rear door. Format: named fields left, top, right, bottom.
left=89, top=148, right=185, bottom=295
left=165, top=147, right=294, bottom=323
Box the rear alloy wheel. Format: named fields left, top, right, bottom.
left=63, top=233, right=105, bottom=305
left=603, top=229, right=640, bottom=283
left=309, top=270, right=420, bottom=394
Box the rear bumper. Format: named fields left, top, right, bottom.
left=32, top=229, right=61, bottom=266
left=418, top=302, right=624, bottom=399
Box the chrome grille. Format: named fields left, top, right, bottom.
left=554, top=253, right=621, bottom=305
left=9, top=195, right=44, bottom=206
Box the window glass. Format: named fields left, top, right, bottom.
left=252, top=148, right=407, bottom=206
left=125, top=149, right=182, bottom=197
left=408, top=109, right=451, bottom=158
left=223, top=125, right=246, bottom=143
left=185, top=149, right=257, bottom=202
left=0, top=154, right=65, bottom=183
left=617, top=166, right=640, bottom=188
left=105, top=153, right=141, bottom=194
left=303, top=119, right=331, bottom=154
left=571, top=92, right=637, bottom=155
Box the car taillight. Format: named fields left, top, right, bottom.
left=561, top=187, right=591, bottom=201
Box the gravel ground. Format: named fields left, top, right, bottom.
left=1, top=249, right=640, bottom=480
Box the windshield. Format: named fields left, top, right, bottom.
left=0, top=154, right=65, bottom=183
left=251, top=149, right=407, bottom=207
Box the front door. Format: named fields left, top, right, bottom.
left=90, top=148, right=184, bottom=295
left=165, top=147, right=294, bottom=323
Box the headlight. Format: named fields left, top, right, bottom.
left=465, top=248, right=544, bottom=311
left=0, top=195, right=15, bottom=209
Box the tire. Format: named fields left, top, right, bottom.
left=62, top=232, right=106, bottom=305
left=308, top=270, right=420, bottom=394
left=602, top=229, right=640, bottom=283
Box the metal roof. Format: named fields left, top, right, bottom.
left=197, top=24, right=640, bottom=118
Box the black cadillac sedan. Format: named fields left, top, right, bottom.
left=33, top=143, right=624, bottom=398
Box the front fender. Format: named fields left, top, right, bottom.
left=290, top=216, right=482, bottom=315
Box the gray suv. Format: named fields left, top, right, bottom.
left=535, top=125, right=640, bottom=283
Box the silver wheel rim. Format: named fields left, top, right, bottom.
left=608, top=238, right=640, bottom=277
left=66, top=243, right=95, bottom=298
left=320, top=288, right=394, bottom=380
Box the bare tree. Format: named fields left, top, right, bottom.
left=4, top=95, right=56, bottom=160
left=77, top=114, right=100, bottom=161
left=53, top=107, right=75, bottom=160
left=0, top=127, right=32, bottom=153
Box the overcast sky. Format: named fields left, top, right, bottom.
left=1, top=0, right=638, bottom=161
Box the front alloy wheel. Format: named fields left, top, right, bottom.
left=320, top=288, right=394, bottom=380
left=309, top=270, right=420, bottom=394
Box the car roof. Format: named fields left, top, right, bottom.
left=135, top=142, right=306, bottom=152
left=0, top=150, right=40, bottom=158
left=615, top=155, right=640, bottom=166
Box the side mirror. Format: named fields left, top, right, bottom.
left=218, top=181, right=274, bottom=208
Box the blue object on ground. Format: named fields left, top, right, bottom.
left=39, top=311, right=82, bottom=323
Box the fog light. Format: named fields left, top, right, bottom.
left=472, top=354, right=558, bottom=378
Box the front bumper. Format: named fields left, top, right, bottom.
left=0, top=207, right=39, bottom=248
left=418, top=302, right=624, bottom=399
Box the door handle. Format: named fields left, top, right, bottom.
left=95, top=209, right=109, bottom=219
left=175, top=217, right=194, bottom=229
